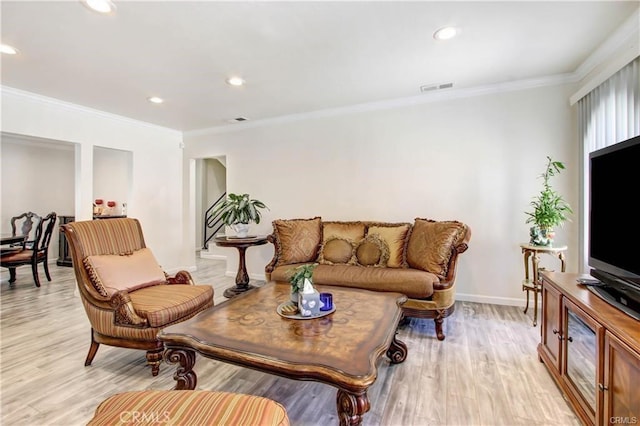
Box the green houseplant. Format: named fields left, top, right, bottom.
left=287, top=263, right=318, bottom=303
left=211, top=193, right=268, bottom=237
left=525, top=156, right=573, bottom=246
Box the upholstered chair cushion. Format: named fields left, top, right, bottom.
left=128, top=285, right=214, bottom=327
left=83, top=248, right=166, bottom=297
left=273, top=217, right=322, bottom=264
left=367, top=223, right=411, bottom=268
left=318, top=237, right=355, bottom=265
left=406, top=219, right=468, bottom=277
left=0, top=249, right=38, bottom=262
left=322, top=221, right=366, bottom=242
left=355, top=234, right=390, bottom=267
left=87, top=390, right=290, bottom=426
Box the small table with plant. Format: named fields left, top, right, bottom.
left=520, top=243, right=567, bottom=326
left=210, top=192, right=269, bottom=298
left=523, top=156, right=572, bottom=326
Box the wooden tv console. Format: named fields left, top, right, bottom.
left=538, top=271, right=640, bottom=425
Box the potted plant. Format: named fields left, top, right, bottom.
left=211, top=193, right=268, bottom=238
left=287, top=263, right=318, bottom=304
left=525, top=156, right=573, bottom=246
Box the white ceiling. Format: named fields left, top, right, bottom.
left=1, top=1, right=638, bottom=132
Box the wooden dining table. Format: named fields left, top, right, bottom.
left=1, top=234, right=26, bottom=246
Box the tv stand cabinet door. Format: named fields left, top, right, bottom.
left=562, top=298, right=601, bottom=425
left=540, top=282, right=562, bottom=372
left=603, top=331, right=640, bottom=425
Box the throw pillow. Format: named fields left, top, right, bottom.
left=322, top=221, right=366, bottom=243
left=367, top=223, right=411, bottom=268
left=273, top=217, right=322, bottom=265
left=406, top=218, right=468, bottom=277
left=83, top=248, right=166, bottom=297
left=318, top=237, right=355, bottom=265
left=355, top=234, right=390, bottom=267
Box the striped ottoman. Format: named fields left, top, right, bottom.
left=88, top=390, right=290, bottom=426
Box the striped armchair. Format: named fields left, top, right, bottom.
left=62, top=218, right=213, bottom=376
left=88, top=390, right=289, bottom=426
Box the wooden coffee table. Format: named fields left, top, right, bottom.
left=158, top=281, right=408, bottom=425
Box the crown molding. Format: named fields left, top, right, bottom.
left=573, top=9, right=640, bottom=82
left=569, top=9, right=640, bottom=105
left=185, top=72, right=577, bottom=137
left=1, top=86, right=182, bottom=137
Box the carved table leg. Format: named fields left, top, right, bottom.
left=223, top=247, right=257, bottom=298
left=337, top=389, right=370, bottom=426
left=558, top=251, right=566, bottom=272
left=532, top=253, right=540, bottom=327
left=164, top=348, right=197, bottom=390
left=386, top=333, right=408, bottom=364
left=523, top=249, right=532, bottom=314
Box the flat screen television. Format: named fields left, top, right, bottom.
left=588, top=134, right=640, bottom=320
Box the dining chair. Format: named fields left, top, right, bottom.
left=1, top=212, right=57, bottom=287
left=1, top=211, right=39, bottom=254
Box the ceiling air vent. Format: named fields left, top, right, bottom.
left=420, top=82, right=454, bottom=93
left=227, top=116, right=249, bottom=123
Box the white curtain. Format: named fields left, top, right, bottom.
left=578, top=57, right=640, bottom=272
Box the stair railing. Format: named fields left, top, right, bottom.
left=203, top=192, right=226, bottom=250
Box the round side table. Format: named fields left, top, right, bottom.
left=215, top=235, right=268, bottom=298
left=520, top=243, right=567, bottom=326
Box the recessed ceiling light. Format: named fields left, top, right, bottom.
left=81, top=0, right=116, bottom=14
left=433, top=26, right=458, bottom=41
left=147, top=97, right=164, bottom=104
left=226, top=77, right=245, bottom=87
left=0, top=44, right=19, bottom=55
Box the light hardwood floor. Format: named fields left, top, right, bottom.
left=0, top=258, right=579, bottom=425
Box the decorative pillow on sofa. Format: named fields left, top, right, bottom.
left=367, top=223, right=411, bottom=268
left=83, top=248, right=166, bottom=297
left=406, top=218, right=468, bottom=277
left=355, top=234, right=390, bottom=267
left=322, top=221, right=366, bottom=243
left=318, top=237, right=355, bottom=265
left=273, top=217, right=322, bottom=265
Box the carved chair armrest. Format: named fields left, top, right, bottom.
left=109, top=291, right=148, bottom=327
left=455, top=242, right=469, bottom=254
left=165, top=270, right=195, bottom=285
left=265, top=233, right=279, bottom=274
left=442, top=226, right=471, bottom=283
left=81, top=279, right=113, bottom=303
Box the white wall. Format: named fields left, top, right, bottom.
left=1, top=88, right=188, bottom=272
left=184, top=83, right=580, bottom=305
left=0, top=135, right=75, bottom=261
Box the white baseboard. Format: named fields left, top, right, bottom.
left=200, top=253, right=227, bottom=260
left=165, top=265, right=198, bottom=275
left=456, top=292, right=534, bottom=308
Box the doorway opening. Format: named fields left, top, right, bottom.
left=195, top=156, right=227, bottom=254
